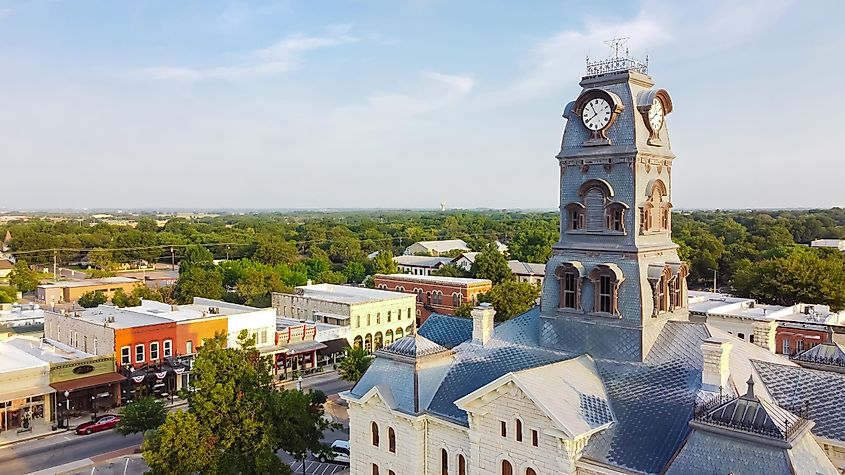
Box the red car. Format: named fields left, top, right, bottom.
left=75, top=415, right=121, bottom=435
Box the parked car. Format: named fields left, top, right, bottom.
left=318, top=439, right=350, bottom=464
left=76, top=414, right=121, bottom=435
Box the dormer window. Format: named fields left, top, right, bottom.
left=588, top=264, right=624, bottom=316
left=555, top=261, right=585, bottom=310
left=565, top=179, right=628, bottom=234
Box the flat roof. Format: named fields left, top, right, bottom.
left=127, top=299, right=257, bottom=322
left=393, top=255, right=453, bottom=267
left=286, top=284, right=414, bottom=305
left=38, top=276, right=140, bottom=289
left=375, top=273, right=492, bottom=286
left=277, top=317, right=343, bottom=332
left=0, top=341, right=50, bottom=372
left=64, top=305, right=172, bottom=329
left=3, top=336, right=93, bottom=363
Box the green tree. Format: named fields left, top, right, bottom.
left=471, top=249, right=513, bottom=284
left=337, top=347, right=372, bottom=383
left=116, top=396, right=167, bottom=435
left=142, top=410, right=213, bottom=475
left=78, top=290, right=107, bottom=308
left=479, top=281, right=540, bottom=321
left=141, top=332, right=334, bottom=474
left=110, top=288, right=138, bottom=308
left=87, top=248, right=115, bottom=270
left=254, top=238, right=299, bottom=266
left=178, top=245, right=214, bottom=274
left=507, top=227, right=556, bottom=263
left=371, top=250, right=399, bottom=275
left=174, top=267, right=223, bottom=304
left=432, top=264, right=470, bottom=278
left=131, top=285, right=164, bottom=303
left=9, top=260, right=40, bottom=293
left=342, top=260, right=367, bottom=284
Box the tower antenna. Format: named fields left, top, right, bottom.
left=604, top=36, right=631, bottom=59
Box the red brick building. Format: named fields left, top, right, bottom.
left=373, top=274, right=492, bottom=326
left=776, top=322, right=835, bottom=356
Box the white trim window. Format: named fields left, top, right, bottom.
left=135, top=344, right=145, bottom=364
left=163, top=340, right=172, bottom=358
left=150, top=341, right=160, bottom=361
left=186, top=340, right=193, bottom=355
left=121, top=346, right=131, bottom=365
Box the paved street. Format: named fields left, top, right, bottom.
left=0, top=429, right=143, bottom=475
left=0, top=372, right=352, bottom=475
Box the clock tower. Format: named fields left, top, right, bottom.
left=539, top=46, right=689, bottom=362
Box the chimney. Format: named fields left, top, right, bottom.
left=701, top=338, right=732, bottom=392
left=307, top=279, right=313, bottom=286
left=171, top=304, right=179, bottom=311
left=471, top=303, right=496, bottom=346
left=752, top=320, right=777, bottom=353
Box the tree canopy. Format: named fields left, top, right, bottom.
left=116, top=396, right=167, bottom=436
left=141, top=331, right=335, bottom=474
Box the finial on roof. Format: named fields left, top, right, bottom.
left=743, top=375, right=755, bottom=399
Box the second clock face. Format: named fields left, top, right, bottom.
left=649, top=98, right=664, bottom=131
left=581, top=98, right=612, bottom=131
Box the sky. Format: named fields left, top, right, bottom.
left=1, top=0, right=843, bottom=211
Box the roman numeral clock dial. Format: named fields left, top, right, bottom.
left=581, top=98, right=612, bottom=131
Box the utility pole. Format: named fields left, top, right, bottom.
left=170, top=247, right=175, bottom=271
left=53, top=251, right=57, bottom=280
left=712, top=269, right=717, bottom=293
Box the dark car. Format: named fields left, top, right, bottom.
left=75, top=414, right=121, bottom=435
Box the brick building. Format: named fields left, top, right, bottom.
left=373, top=274, right=492, bottom=325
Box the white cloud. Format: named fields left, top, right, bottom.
left=134, top=26, right=357, bottom=81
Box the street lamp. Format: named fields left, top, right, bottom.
left=296, top=376, right=303, bottom=392
left=63, top=391, right=70, bottom=428
left=91, top=395, right=97, bottom=419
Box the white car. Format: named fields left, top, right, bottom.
left=318, top=439, right=350, bottom=464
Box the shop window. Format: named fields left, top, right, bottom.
left=163, top=340, right=172, bottom=358
left=150, top=341, right=159, bottom=361
left=186, top=340, right=193, bottom=355
left=135, top=344, right=145, bottom=363
left=121, top=346, right=130, bottom=365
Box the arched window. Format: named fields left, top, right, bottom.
left=371, top=422, right=380, bottom=446
left=415, top=289, right=424, bottom=303
left=556, top=262, right=584, bottom=310
left=605, top=202, right=628, bottom=233
left=372, top=464, right=379, bottom=475
left=374, top=332, right=383, bottom=350
left=365, top=334, right=373, bottom=353
left=515, top=419, right=523, bottom=442
left=565, top=203, right=586, bottom=230
left=386, top=329, right=394, bottom=344
left=642, top=179, right=670, bottom=233
left=458, top=454, right=467, bottom=475
left=501, top=460, right=513, bottom=475
left=453, top=292, right=462, bottom=306
left=396, top=286, right=405, bottom=292
left=589, top=264, right=623, bottom=315
left=388, top=427, right=396, bottom=453
left=441, top=448, right=449, bottom=475
left=526, top=469, right=537, bottom=475
left=353, top=336, right=363, bottom=350
left=396, top=327, right=404, bottom=338
left=389, top=471, right=396, bottom=475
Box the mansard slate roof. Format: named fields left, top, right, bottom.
left=795, top=340, right=845, bottom=365
left=417, top=313, right=473, bottom=349
left=392, top=310, right=844, bottom=474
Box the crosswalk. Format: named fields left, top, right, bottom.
left=288, top=460, right=348, bottom=475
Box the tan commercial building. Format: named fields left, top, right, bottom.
left=36, top=277, right=141, bottom=305
left=272, top=284, right=416, bottom=353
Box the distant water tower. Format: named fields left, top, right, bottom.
left=440, top=201, right=447, bottom=212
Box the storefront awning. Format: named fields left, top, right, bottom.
left=285, top=341, right=327, bottom=355
left=50, top=372, right=127, bottom=393
left=0, top=384, right=55, bottom=402
left=318, top=338, right=349, bottom=356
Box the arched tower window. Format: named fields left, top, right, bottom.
left=588, top=264, right=624, bottom=315
left=388, top=427, right=396, bottom=453
left=565, top=203, right=586, bottom=230
left=565, top=179, right=628, bottom=234
left=642, top=179, right=670, bottom=233
left=458, top=454, right=467, bottom=475
left=555, top=261, right=584, bottom=310
left=441, top=448, right=449, bottom=475
left=501, top=460, right=514, bottom=475
left=605, top=202, right=628, bottom=233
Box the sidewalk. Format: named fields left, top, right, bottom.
left=0, top=397, right=188, bottom=449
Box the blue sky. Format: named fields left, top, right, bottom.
left=1, top=0, right=842, bottom=210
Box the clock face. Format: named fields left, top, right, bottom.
left=648, top=98, right=664, bottom=131
left=581, top=98, right=612, bottom=131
